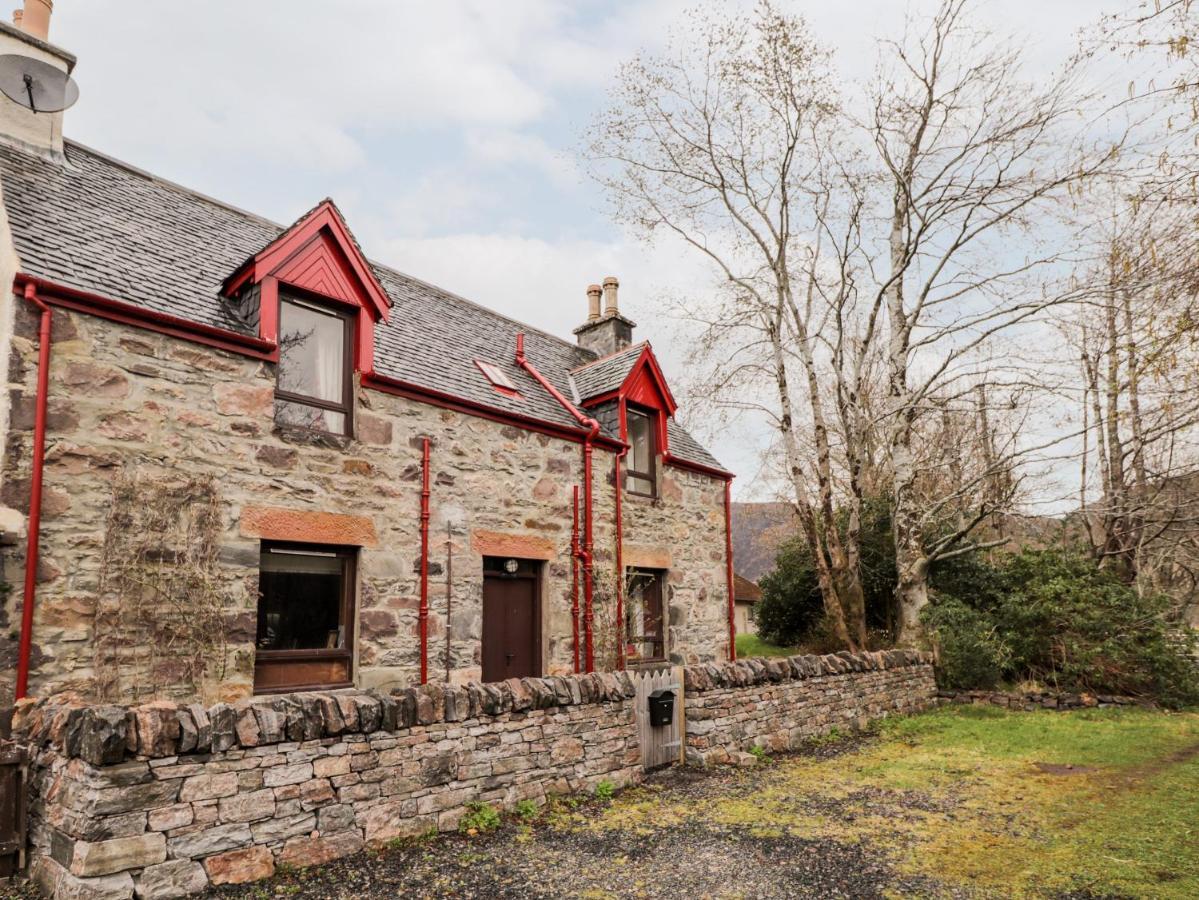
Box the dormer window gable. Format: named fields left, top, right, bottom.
left=222, top=200, right=391, bottom=377
left=579, top=344, right=677, bottom=457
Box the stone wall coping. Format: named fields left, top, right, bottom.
left=9, top=651, right=934, bottom=767
left=682, top=649, right=934, bottom=694
left=9, top=671, right=638, bottom=766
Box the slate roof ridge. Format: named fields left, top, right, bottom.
left=569, top=341, right=648, bottom=373
left=63, top=139, right=285, bottom=233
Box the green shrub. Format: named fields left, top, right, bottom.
left=459, top=801, right=500, bottom=834
left=926, top=548, right=1199, bottom=708
left=594, top=780, right=616, bottom=801
left=514, top=799, right=538, bottom=821
left=923, top=597, right=1007, bottom=690
left=994, top=549, right=1198, bottom=708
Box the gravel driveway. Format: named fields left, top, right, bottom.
left=205, top=736, right=945, bottom=900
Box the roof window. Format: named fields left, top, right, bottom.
left=475, top=360, right=522, bottom=398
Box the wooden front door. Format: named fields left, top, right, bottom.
left=482, top=563, right=540, bottom=683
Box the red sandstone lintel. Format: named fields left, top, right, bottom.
left=240, top=506, right=378, bottom=547
left=471, top=530, right=557, bottom=561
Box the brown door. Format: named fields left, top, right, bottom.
left=482, top=571, right=539, bottom=682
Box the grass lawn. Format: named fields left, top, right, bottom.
left=582, top=705, right=1199, bottom=897
left=735, top=632, right=799, bottom=658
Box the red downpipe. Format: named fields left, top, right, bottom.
left=613, top=445, right=627, bottom=670
left=723, top=479, right=737, bottom=662
left=570, top=485, right=581, bottom=674
left=15, top=283, right=51, bottom=700
left=418, top=436, right=431, bottom=684
left=515, top=333, right=601, bottom=672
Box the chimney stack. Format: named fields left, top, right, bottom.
left=0, top=0, right=73, bottom=159
left=13, top=0, right=50, bottom=41
left=574, top=275, right=635, bottom=357
left=586, top=284, right=602, bottom=322
left=602, top=276, right=619, bottom=317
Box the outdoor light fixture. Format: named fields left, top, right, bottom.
left=503, top=558, right=518, bottom=573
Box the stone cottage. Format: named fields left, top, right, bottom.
left=0, top=8, right=735, bottom=706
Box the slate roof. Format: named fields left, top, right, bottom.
left=0, top=139, right=725, bottom=473
left=570, top=343, right=646, bottom=401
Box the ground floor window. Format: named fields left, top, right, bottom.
left=254, top=543, right=356, bottom=692
left=625, top=568, right=666, bottom=662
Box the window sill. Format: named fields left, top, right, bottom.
left=272, top=422, right=353, bottom=450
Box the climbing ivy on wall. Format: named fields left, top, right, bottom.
left=95, top=469, right=230, bottom=703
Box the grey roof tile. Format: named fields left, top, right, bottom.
left=571, top=342, right=645, bottom=399
left=0, top=139, right=726, bottom=473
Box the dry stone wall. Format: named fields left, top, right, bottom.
left=682, top=650, right=937, bottom=766
left=7, top=652, right=939, bottom=898
left=15, top=673, right=641, bottom=899
left=0, top=305, right=730, bottom=704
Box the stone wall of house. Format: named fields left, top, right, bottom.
left=0, top=305, right=731, bottom=704
left=681, top=650, right=937, bottom=766
left=620, top=466, right=730, bottom=667
left=8, top=652, right=937, bottom=898
left=15, top=674, right=641, bottom=899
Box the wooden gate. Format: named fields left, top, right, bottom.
left=632, top=665, right=684, bottom=770
left=0, top=741, right=27, bottom=877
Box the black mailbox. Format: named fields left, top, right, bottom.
left=648, top=688, right=675, bottom=727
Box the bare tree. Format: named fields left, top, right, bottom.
left=868, top=0, right=1118, bottom=643
left=586, top=2, right=875, bottom=649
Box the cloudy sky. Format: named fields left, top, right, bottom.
left=51, top=0, right=1116, bottom=498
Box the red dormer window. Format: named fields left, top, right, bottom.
left=222, top=201, right=392, bottom=432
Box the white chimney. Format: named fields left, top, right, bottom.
left=0, top=1, right=74, bottom=159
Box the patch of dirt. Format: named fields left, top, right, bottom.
left=1033, top=762, right=1097, bottom=776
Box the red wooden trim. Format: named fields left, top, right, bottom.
left=621, top=344, right=678, bottom=415
left=15, top=275, right=277, bottom=360
left=231, top=202, right=390, bottom=322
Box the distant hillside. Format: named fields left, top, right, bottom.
left=731, top=501, right=797, bottom=582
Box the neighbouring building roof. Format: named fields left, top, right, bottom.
left=734, top=573, right=762, bottom=604
left=0, top=140, right=725, bottom=472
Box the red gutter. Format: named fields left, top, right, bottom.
left=419, top=436, right=431, bottom=684
left=515, top=333, right=602, bottom=672
left=13, top=276, right=628, bottom=453
left=15, top=283, right=51, bottom=700
left=662, top=452, right=733, bottom=481
left=570, top=485, right=581, bottom=674
left=363, top=372, right=623, bottom=452
left=15, top=274, right=276, bottom=360
left=723, top=479, right=737, bottom=662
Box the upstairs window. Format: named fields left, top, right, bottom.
left=626, top=406, right=657, bottom=497
left=275, top=297, right=353, bottom=434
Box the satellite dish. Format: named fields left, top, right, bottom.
left=0, top=54, right=78, bottom=114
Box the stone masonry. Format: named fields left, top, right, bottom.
left=7, top=652, right=938, bottom=898
left=16, top=673, right=642, bottom=899
left=0, top=305, right=731, bottom=704
left=682, top=650, right=937, bottom=766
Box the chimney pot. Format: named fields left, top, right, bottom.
left=602, top=276, right=619, bottom=317
left=586, top=284, right=602, bottom=322
left=17, top=0, right=50, bottom=40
